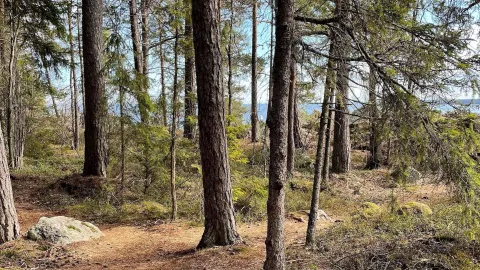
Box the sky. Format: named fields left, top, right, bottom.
left=48, top=1, right=480, bottom=119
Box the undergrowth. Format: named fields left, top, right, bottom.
left=293, top=204, right=480, bottom=270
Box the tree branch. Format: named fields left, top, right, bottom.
left=294, top=15, right=339, bottom=25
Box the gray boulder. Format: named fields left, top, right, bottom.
left=27, top=216, right=103, bottom=245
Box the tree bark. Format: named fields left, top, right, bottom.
left=192, top=0, right=240, bottom=249
left=13, top=72, right=25, bottom=169
left=82, top=0, right=107, bottom=177
left=43, top=65, right=60, bottom=119
left=0, top=118, right=19, bottom=244
left=6, top=8, right=18, bottom=168
left=293, top=93, right=303, bottom=148
left=365, top=66, right=382, bottom=169
left=160, top=42, right=167, bottom=127
left=129, top=0, right=142, bottom=74
left=170, top=29, right=179, bottom=221
left=68, top=1, right=79, bottom=150
left=129, top=0, right=149, bottom=123
left=331, top=0, right=351, bottom=174
left=226, top=0, right=233, bottom=126
left=264, top=0, right=294, bottom=268
left=77, top=0, right=85, bottom=122
left=183, top=0, right=195, bottom=139
left=141, top=0, right=149, bottom=77
left=266, top=0, right=275, bottom=125
left=286, top=55, right=296, bottom=175
left=306, top=41, right=335, bottom=246
left=119, top=85, right=125, bottom=199
left=322, top=88, right=335, bottom=187
left=251, top=0, right=258, bottom=142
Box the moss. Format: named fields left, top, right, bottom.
left=399, top=201, right=433, bottom=216
left=81, top=222, right=98, bottom=233
left=67, top=225, right=81, bottom=232
left=356, top=202, right=382, bottom=219
left=119, top=201, right=169, bottom=221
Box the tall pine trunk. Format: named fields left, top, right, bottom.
left=192, top=0, right=240, bottom=248
left=13, top=73, right=25, bottom=169
left=266, top=0, right=275, bottom=124
left=226, top=0, right=233, bottom=126
left=264, top=0, right=294, bottom=268
left=331, top=0, right=351, bottom=174
left=170, top=29, right=179, bottom=221
left=286, top=55, right=296, bottom=175
left=160, top=41, right=167, bottom=127
left=129, top=0, right=149, bottom=123
left=293, top=93, right=303, bottom=148
left=306, top=41, right=335, bottom=246
left=322, top=87, right=336, bottom=187
left=77, top=0, right=85, bottom=121
left=68, top=1, right=79, bottom=150
left=82, top=0, right=107, bottom=177
left=365, top=66, right=381, bottom=169
left=0, top=118, right=19, bottom=243
left=183, top=0, right=195, bottom=139
left=7, top=9, right=18, bottom=168
left=251, top=0, right=258, bottom=142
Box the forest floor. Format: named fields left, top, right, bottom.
left=0, top=151, right=452, bottom=270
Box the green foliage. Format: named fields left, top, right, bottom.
left=232, top=176, right=268, bottom=222
left=226, top=117, right=249, bottom=164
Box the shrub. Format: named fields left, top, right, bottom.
left=232, top=176, right=268, bottom=222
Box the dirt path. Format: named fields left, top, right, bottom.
left=10, top=201, right=332, bottom=270
left=63, top=218, right=331, bottom=270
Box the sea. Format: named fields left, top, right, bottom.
left=242, top=99, right=480, bottom=123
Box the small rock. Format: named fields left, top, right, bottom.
left=27, top=216, right=104, bottom=245
left=317, top=210, right=333, bottom=222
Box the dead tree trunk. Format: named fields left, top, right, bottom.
left=192, top=0, right=240, bottom=249
left=82, top=0, right=107, bottom=177
left=264, top=0, right=294, bottom=268
left=0, top=119, right=19, bottom=243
